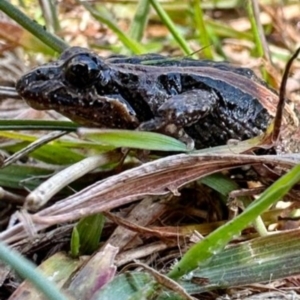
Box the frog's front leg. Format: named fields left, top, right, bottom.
left=139, top=89, right=219, bottom=150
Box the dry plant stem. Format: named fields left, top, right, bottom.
left=16, top=210, right=37, bottom=239
left=0, top=153, right=298, bottom=245
left=131, top=261, right=196, bottom=300
left=262, top=5, right=300, bottom=49
left=0, top=187, right=25, bottom=205
left=0, top=86, right=20, bottom=99
left=116, top=241, right=175, bottom=267
left=272, top=47, right=300, bottom=143
left=253, top=216, right=268, bottom=236
left=25, top=151, right=123, bottom=211
left=0, top=217, right=9, bottom=227
left=3, top=131, right=67, bottom=167
left=105, top=197, right=168, bottom=249
left=16, top=224, right=74, bottom=255
left=105, top=208, right=186, bottom=239
left=251, top=0, right=271, bottom=61
left=229, top=187, right=266, bottom=198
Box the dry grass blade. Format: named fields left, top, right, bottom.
left=0, top=152, right=298, bottom=246
left=24, top=151, right=123, bottom=211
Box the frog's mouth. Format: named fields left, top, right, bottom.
left=16, top=63, right=89, bottom=110
left=16, top=68, right=140, bottom=129
left=16, top=64, right=62, bottom=107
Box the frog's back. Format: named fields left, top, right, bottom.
left=16, top=46, right=278, bottom=150
left=106, top=53, right=266, bottom=84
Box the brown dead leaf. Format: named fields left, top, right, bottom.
left=1, top=151, right=299, bottom=247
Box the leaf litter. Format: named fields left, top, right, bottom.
left=0, top=1, right=300, bottom=299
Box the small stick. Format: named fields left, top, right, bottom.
left=272, top=47, right=300, bottom=143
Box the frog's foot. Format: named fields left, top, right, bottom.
left=139, top=89, right=219, bottom=150
left=163, top=124, right=195, bottom=150
left=177, top=129, right=195, bottom=150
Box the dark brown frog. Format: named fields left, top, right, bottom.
left=16, top=47, right=280, bottom=149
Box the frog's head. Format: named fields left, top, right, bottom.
left=16, top=47, right=109, bottom=106
left=16, top=47, right=139, bottom=129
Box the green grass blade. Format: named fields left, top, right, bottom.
left=247, top=0, right=266, bottom=58
left=149, top=0, right=193, bottom=55
left=70, top=227, right=80, bottom=258
left=74, top=213, right=105, bottom=255
left=168, top=164, right=300, bottom=279
left=206, top=19, right=253, bottom=40
left=0, top=120, right=79, bottom=131
left=79, top=129, right=188, bottom=152
left=193, top=0, right=214, bottom=59
left=0, top=164, right=54, bottom=190
left=129, top=0, right=150, bottom=42
left=179, top=229, right=300, bottom=293
left=0, top=0, right=68, bottom=53
left=3, top=142, right=85, bottom=164
left=246, top=0, right=270, bottom=81
left=0, top=241, right=67, bottom=300
left=40, top=0, right=61, bottom=33
left=78, top=0, right=145, bottom=54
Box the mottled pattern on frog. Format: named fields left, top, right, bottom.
left=16, top=47, right=277, bottom=150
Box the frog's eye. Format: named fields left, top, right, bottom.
left=63, top=54, right=102, bottom=88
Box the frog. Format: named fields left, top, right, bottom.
left=16, top=46, right=279, bottom=150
